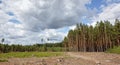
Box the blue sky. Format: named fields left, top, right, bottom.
left=87, top=0, right=103, bottom=9
left=0, top=0, right=120, bottom=45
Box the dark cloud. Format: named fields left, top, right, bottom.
left=0, top=0, right=2, bottom=4
left=3, top=0, right=91, bottom=32
left=8, top=36, right=25, bottom=39
left=0, top=0, right=91, bottom=44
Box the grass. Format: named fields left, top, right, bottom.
left=0, top=59, right=8, bottom=62
left=106, top=46, right=120, bottom=54
left=47, top=47, right=63, bottom=52
left=0, top=52, right=63, bottom=59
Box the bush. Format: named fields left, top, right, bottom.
left=106, top=46, right=120, bottom=54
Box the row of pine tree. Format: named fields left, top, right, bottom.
left=64, top=19, right=120, bottom=52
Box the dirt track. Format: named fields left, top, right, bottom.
left=0, top=52, right=120, bottom=65
left=67, top=52, right=120, bottom=65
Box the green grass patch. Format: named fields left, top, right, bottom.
left=47, top=47, right=63, bottom=52
left=0, top=52, right=63, bottom=59
left=106, top=46, right=120, bottom=54
left=0, top=59, right=8, bottom=62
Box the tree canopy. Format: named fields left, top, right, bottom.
left=64, top=19, right=120, bottom=52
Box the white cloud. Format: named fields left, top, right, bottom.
left=0, top=21, right=69, bottom=45
left=0, top=10, right=11, bottom=24
left=69, top=25, right=76, bottom=30
left=2, top=0, right=91, bottom=31
left=0, top=0, right=92, bottom=44
left=91, top=3, right=120, bottom=26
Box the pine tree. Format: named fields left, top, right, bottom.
left=64, top=19, right=120, bottom=52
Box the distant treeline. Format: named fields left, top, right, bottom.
left=0, top=43, right=63, bottom=53
left=63, top=19, right=120, bottom=52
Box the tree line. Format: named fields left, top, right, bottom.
left=63, top=19, right=120, bottom=52
left=0, top=43, right=63, bottom=53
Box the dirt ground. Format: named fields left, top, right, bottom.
left=0, top=52, right=120, bottom=65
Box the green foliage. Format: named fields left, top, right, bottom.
left=1, top=38, right=5, bottom=43
left=64, top=19, right=120, bottom=52
left=47, top=47, right=63, bottom=52
left=0, top=59, right=8, bottom=62
left=0, top=43, right=63, bottom=53
left=0, top=52, right=63, bottom=58
left=106, top=46, right=120, bottom=54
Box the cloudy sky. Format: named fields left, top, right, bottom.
left=0, top=0, right=120, bottom=45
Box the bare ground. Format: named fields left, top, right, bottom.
left=0, top=52, right=120, bottom=65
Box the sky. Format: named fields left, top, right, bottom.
left=0, top=0, right=120, bottom=45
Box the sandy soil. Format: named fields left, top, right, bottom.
left=0, top=52, right=120, bottom=65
